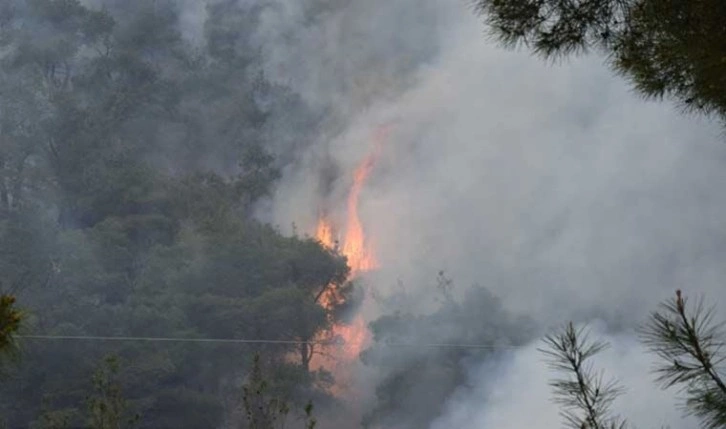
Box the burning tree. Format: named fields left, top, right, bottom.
left=307, top=126, right=390, bottom=390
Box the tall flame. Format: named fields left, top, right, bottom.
left=315, top=217, right=335, bottom=249
left=341, top=140, right=382, bottom=277
left=312, top=125, right=389, bottom=388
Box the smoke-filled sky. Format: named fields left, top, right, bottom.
left=7, top=0, right=724, bottom=427
left=248, top=0, right=725, bottom=427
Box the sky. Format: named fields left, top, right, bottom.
left=253, top=0, right=725, bottom=426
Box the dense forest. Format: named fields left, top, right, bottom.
left=2, top=0, right=726, bottom=428
left=0, top=0, right=353, bottom=427
left=0, top=1, right=529, bottom=427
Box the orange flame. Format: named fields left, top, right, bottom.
left=315, top=216, right=336, bottom=249
left=311, top=125, right=390, bottom=388
left=341, top=146, right=381, bottom=277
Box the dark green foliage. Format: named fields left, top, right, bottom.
left=0, top=0, right=351, bottom=426
left=640, top=291, right=726, bottom=428
left=87, top=356, right=139, bottom=429
left=0, top=294, right=23, bottom=365
left=2, top=206, right=348, bottom=427
left=540, top=323, right=628, bottom=429
left=29, top=355, right=138, bottom=429
left=475, top=0, right=726, bottom=120
left=34, top=405, right=78, bottom=429
left=241, top=354, right=317, bottom=429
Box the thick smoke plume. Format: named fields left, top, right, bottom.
left=55, top=0, right=726, bottom=426
left=253, top=0, right=726, bottom=426
left=74, top=0, right=720, bottom=426
left=431, top=326, right=699, bottom=429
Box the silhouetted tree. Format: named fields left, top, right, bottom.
left=541, top=322, right=629, bottom=429
left=641, top=290, right=726, bottom=428
left=544, top=290, right=726, bottom=429
left=474, top=0, right=726, bottom=120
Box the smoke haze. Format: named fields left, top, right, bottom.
left=39, top=0, right=726, bottom=426
left=431, top=326, right=698, bottom=429
left=257, top=0, right=726, bottom=427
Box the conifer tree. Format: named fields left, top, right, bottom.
left=641, top=290, right=726, bottom=428
left=540, top=322, right=629, bottom=429
left=544, top=290, right=726, bottom=429
left=474, top=0, right=726, bottom=120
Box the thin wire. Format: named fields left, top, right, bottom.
left=18, top=334, right=521, bottom=350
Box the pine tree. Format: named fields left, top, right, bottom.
left=640, top=290, right=726, bottom=428
left=474, top=0, right=726, bottom=120
left=543, top=290, right=726, bottom=429
left=540, top=322, right=629, bottom=429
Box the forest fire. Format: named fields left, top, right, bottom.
left=311, top=126, right=389, bottom=388
left=315, top=217, right=335, bottom=249
left=340, top=137, right=383, bottom=277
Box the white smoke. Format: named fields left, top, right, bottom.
left=431, top=327, right=698, bottom=429
left=253, top=0, right=726, bottom=427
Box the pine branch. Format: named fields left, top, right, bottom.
left=640, top=290, right=726, bottom=428
left=539, top=322, right=630, bottom=429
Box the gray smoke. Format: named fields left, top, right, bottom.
left=250, top=0, right=726, bottom=427
left=431, top=324, right=698, bottom=428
